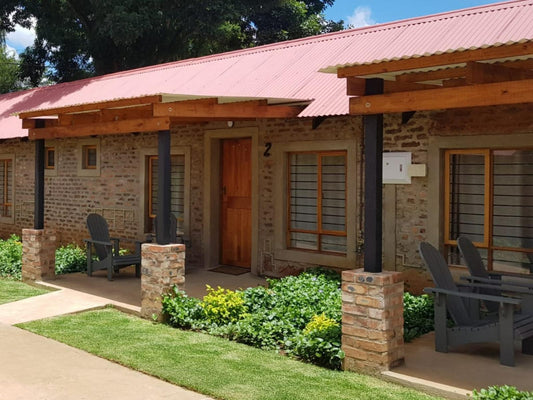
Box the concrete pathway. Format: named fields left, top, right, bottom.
left=0, top=284, right=213, bottom=400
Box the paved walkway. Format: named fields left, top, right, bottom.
left=0, top=284, right=213, bottom=400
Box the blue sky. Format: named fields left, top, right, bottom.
left=5, top=0, right=498, bottom=55
left=325, top=0, right=497, bottom=27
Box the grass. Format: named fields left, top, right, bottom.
left=19, top=308, right=441, bottom=400
left=0, top=279, right=50, bottom=305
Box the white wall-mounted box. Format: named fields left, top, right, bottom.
left=383, top=152, right=411, bottom=184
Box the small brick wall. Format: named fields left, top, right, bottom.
left=140, top=243, right=186, bottom=320
left=341, top=269, right=404, bottom=372
left=21, top=229, right=57, bottom=281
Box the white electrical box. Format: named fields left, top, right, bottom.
left=383, top=152, right=411, bottom=184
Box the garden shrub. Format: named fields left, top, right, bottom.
left=292, top=314, right=344, bottom=369
left=161, top=268, right=343, bottom=369
left=161, top=286, right=203, bottom=329
left=201, top=285, right=247, bottom=325
left=0, top=235, right=23, bottom=280
left=403, top=292, right=434, bottom=342
left=472, top=385, right=533, bottom=400
left=55, top=244, right=87, bottom=274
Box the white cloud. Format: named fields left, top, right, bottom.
left=4, top=44, right=19, bottom=60
left=5, top=20, right=37, bottom=52
left=347, top=6, right=376, bottom=28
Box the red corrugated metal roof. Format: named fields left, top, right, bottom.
left=1, top=0, right=532, bottom=139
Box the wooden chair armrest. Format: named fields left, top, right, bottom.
left=424, top=287, right=522, bottom=305
left=84, top=238, right=113, bottom=247
left=461, top=275, right=533, bottom=290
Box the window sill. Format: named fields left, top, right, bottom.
left=274, top=248, right=356, bottom=269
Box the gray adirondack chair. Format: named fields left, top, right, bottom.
left=457, top=236, right=533, bottom=313
left=84, top=213, right=141, bottom=281
left=419, top=241, right=533, bottom=366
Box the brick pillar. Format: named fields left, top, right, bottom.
left=141, top=243, right=185, bottom=320
left=341, top=268, right=404, bottom=372
left=21, top=229, right=57, bottom=282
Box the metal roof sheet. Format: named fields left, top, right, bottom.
left=1, top=0, right=532, bottom=139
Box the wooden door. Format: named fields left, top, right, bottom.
left=220, top=138, right=252, bottom=268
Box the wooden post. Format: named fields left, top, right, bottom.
left=34, top=138, right=45, bottom=230
left=156, top=130, right=171, bottom=245
left=363, top=78, right=384, bottom=273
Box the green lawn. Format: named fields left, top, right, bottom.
left=19, top=308, right=441, bottom=400
left=0, top=279, right=50, bottom=305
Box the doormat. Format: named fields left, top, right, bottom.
left=209, top=265, right=249, bottom=275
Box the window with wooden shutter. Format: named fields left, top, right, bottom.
left=445, top=148, right=533, bottom=273
left=288, top=151, right=347, bottom=255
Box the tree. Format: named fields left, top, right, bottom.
left=0, top=45, right=22, bottom=93
left=2, top=0, right=343, bottom=85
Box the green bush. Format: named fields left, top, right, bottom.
left=161, top=268, right=343, bottom=369
left=472, top=385, right=533, bottom=400
left=403, top=292, right=434, bottom=342
left=0, top=235, right=23, bottom=280
left=292, top=314, right=344, bottom=369
left=55, top=244, right=87, bottom=274
left=161, top=286, right=204, bottom=329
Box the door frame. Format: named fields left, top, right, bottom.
left=203, top=127, right=259, bottom=274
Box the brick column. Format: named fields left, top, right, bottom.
left=21, top=229, right=57, bottom=282
left=341, top=268, right=404, bottom=372
left=141, top=243, right=185, bottom=320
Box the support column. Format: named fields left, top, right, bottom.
left=34, top=139, right=45, bottom=229
left=21, top=229, right=57, bottom=281
left=341, top=269, right=404, bottom=372
left=140, top=243, right=185, bottom=320
left=156, top=130, right=171, bottom=245
left=363, top=78, right=384, bottom=273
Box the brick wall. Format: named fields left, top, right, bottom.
left=2, top=104, right=532, bottom=290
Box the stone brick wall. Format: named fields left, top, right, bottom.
left=21, top=229, right=57, bottom=281
left=341, top=269, right=404, bottom=372
left=140, top=243, right=185, bottom=319
left=2, top=103, right=532, bottom=291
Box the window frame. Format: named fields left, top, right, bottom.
left=443, top=147, right=533, bottom=270
left=0, top=154, right=15, bottom=223
left=77, top=138, right=100, bottom=177
left=272, top=139, right=358, bottom=269
left=140, top=147, right=190, bottom=238
left=286, top=150, right=348, bottom=255
left=45, top=147, right=56, bottom=170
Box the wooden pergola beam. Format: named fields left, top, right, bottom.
left=465, top=61, right=533, bottom=84
left=18, top=95, right=163, bottom=119
left=153, top=99, right=304, bottom=119
left=28, top=117, right=170, bottom=140
left=338, top=42, right=533, bottom=78
left=347, top=77, right=438, bottom=95
left=349, top=78, right=533, bottom=114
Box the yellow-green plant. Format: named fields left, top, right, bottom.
left=201, top=285, right=247, bottom=325
left=303, top=313, right=339, bottom=335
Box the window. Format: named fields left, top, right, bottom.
left=445, top=148, right=533, bottom=273
left=147, top=155, right=185, bottom=232
left=82, top=145, right=97, bottom=169
left=45, top=147, right=55, bottom=169
left=77, top=139, right=100, bottom=176
left=288, top=151, right=347, bottom=255
left=0, top=157, right=13, bottom=219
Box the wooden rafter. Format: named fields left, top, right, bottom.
left=346, top=77, right=438, bottom=95
left=349, top=78, right=533, bottom=114
left=19, top=95, right=163, bottom=119
left=338, top=42, right=533, bottom=78
left=153, top=99, right=304, bottom=119
left=28, top=117, right=170, bottom=140
left=465, top=61, right=533, bottom=84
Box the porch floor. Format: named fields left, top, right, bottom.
left=47, top=265, right=267, bottom=308
left=387, top=332, right=533, bottom=397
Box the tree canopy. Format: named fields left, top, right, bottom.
left=2, top=0, right=343, bottom=86
left=0, top=45, right=23, bottom=93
